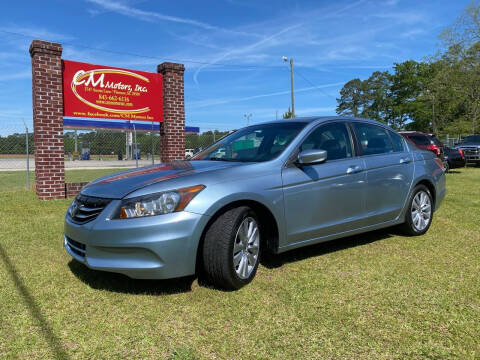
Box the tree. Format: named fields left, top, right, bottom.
left=336, top=78, right=368, bottom=117
left=362, top=71, right=392, bottom=124
left=282, top=107, right=293, bottom=119
left=439, top=1, right=480, bottom=52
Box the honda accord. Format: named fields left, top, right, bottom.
left=65, top=117, right=446, bottom=289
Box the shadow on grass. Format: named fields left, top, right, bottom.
left=69, top=229, right=396, bottom=293
left=68, top=260, right=195, bottom=295
left=261, top=228, right=395, bottom=269
left=0, top=243, right=70, bottom=359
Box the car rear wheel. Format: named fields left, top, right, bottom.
left=399, top=185, right=433, bottom=236
left=202, top=206, right=260, bottom=290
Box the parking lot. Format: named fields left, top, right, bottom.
left=0, top=168, right=478, bottom=359
left=0, top=158, right=155, bottom=171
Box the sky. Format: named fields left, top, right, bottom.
left=0, top=0, right=473, bottom=133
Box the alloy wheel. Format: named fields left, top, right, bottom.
left=411, top=190, right=432, bottom=231
left=233, top=217, right=260, bottom=279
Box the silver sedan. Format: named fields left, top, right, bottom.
left=65, top=117, right=446, bottom=289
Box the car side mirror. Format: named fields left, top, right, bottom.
left=297, top=149, right=327, bottom=165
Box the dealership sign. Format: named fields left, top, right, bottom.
left=62, top=60, right=163, bottom=131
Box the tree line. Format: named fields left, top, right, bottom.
left=0, top=130, right=230, bottom=155
left=336, top=2, right=480, bottom=136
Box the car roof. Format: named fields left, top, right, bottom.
left=257, top=116, right=389, bottom=126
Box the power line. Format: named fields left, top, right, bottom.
left=0, top=29, right=285, bottom=70
left=293, top=67, right=338, bottom=100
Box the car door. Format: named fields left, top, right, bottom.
left=351, top=122, right=414, bottom=225
left=281, top=121, right=367, bottom=247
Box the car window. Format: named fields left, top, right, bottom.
left=193, top=122, right=305, bottom=162
left=389, top=131, right=405, bottom=152
left=300, top=122, right=353, bottom=160
left=461, top=135, right=480, bottom=144
left=429, top=136, right=442, bottom=146
left=408, top=135, right=431, bottom=145
left=353, top=123, right=394, bottom=155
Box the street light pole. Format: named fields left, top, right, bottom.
left=244, top=113, right=252, bottom=126
left=283, top=56, right=295, bottom=118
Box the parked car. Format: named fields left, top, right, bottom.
left=185, top=148, right=195, bottom=159
left=65, top=117, right=446, bottom=290
left=444, top=146, right=465, bottom=170
left=399, top=131, right=444, bottom=157
left=454, top=135, right=480, bottom=165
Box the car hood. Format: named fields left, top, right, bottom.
left=455, top=144, right=480, bottom=148
left=81, top=160, right=240, bottom=199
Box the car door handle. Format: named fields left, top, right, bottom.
left=400, top=157, right=411, bottom=164
left=346, top=165, right=363, bottom=174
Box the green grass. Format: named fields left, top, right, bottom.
left=0, top=169, right=479, bottom=359
left=0, top=169, right=128, bottom=192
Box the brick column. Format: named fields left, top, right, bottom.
left=157, top=62, right=185, bottom=162
left=30, top=40, right=65, bottom=199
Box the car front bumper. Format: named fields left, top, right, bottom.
left=64, top=204, right=210, bottom=279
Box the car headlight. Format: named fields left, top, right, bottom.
left=115, top=185, right=205, bottom=219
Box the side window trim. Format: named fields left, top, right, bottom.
left=386, top=130, right=406, bottom=153
left=346, top=122, right=362, bottom=157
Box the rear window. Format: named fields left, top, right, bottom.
left=429, top=136, right=442, bottom=146
left=408, top=135, right=432, bottom=145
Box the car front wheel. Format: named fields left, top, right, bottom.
left=202, top=206, right=261, bottom=290
left=399, top=185, right=433, bottom=236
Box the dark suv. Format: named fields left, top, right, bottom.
left=454, top=135, right=480, bottom=165
left=399, top=132, right=445, bottom=158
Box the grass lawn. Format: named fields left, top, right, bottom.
left=0, top=169, right=128, bottom=192
left=0, top=168, right=479, bottom=359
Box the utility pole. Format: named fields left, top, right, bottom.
left=244, top=113, right=252, bottom=126
left=283, top=56, right=295, bottom=118
left=133, top=124, right=138, bottom=168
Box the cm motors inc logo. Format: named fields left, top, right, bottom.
left=71, top=68, right=150, bottom=114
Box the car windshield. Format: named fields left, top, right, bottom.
left=461, top=135, right=480, bottom=144
left=192, top=122, right=306, bottom=162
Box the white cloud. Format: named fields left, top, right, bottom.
left=86, top=0, right=259, bottom=37
left=0, top=70, right=31, bottom=82
left=188, top=82, right=344, bottom=109
left=0, top=25, right=74, bottom=42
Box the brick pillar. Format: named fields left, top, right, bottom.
left=157, top=62, right=185, bottom=162
left=30, top=40, right=65, bottom=199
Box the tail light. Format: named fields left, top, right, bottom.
left=433, top=157, right=445, bottom=170
left=458, top=149, right=464, bottom=159
left=426, top=144, right=440, bottom=156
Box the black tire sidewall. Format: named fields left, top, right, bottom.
left=227, top=208, right=261, bottom=288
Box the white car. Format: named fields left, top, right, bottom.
left=185, top=148, right=195, bottom=159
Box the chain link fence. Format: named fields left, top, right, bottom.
left=1, top=121, right=237, bottom=191
left=0, top=123, right=33, bottom=172
left=442, top=134, right=463, bottom=148
left=63, top=128, right=161, bottom=169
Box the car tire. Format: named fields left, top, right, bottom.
left=399, top=184, right=433, bottom=236
left=202, top=206, right=261, bottom=290
left=444, top=161, right=450, bottom=173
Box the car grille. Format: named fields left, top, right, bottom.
left=65, top=236, right=86, bottom=259
left=462, top=148, right=479, bottom=155
left=69, top=194, right=111, bottom=224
